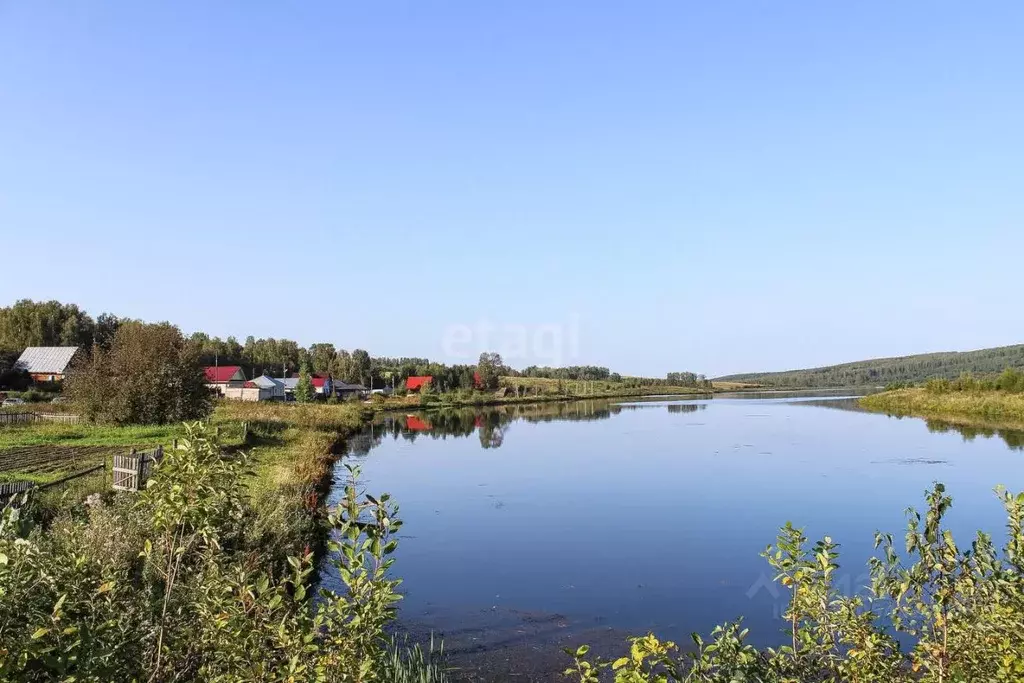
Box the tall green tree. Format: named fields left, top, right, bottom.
left=0, top=299, right=96, bottom=352
left=309, top=343, right=337, bottom=375
left=294, top=365, right=315, bottom=403
left=350, top=349, right=372, bottom=388
left=477, top=352, right=504, bottom=391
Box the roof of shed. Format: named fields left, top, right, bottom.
left=16, top=347, right=79, bottom=374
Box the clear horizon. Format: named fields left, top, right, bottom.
left=2, top=2, right=1022, bottom=377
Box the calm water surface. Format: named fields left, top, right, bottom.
left=325, top=394, right=1024, bottom=657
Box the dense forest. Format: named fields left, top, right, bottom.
left=0, top=299, right=704, bottom=391
left=716, top=344, right=1024, bottom=388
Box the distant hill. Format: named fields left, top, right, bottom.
left=715, top=344, right=1024, bottom=388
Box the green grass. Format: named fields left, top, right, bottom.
left=0, top=423, right=183, bottom=448
left=860, top=388, right=1024, bottom=427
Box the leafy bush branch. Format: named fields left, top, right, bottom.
left=567, top=483, right=1024, bottom=682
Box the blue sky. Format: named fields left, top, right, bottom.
left=1, top=2, right=1021, bottom=377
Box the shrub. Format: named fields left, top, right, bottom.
left=65, top=322, right=212, bottom=424
left=0, top=423, right=446, bottom=681
left=998, top=368, right=1024, bottom=393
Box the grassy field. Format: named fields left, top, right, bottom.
left=860, top=388, right=1024, bottom=426
left=0, top=422, right=182, bottom=449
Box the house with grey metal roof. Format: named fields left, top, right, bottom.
left=251, top=375, right=286, bottom=400
left=15, top=347, right=81, bottom=382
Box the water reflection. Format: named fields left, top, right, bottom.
left=343, top=399, right=706, bottom=454
left=792, top=396, right=1024, bottom=451
left=668, top=403, right=705, bottom=414
left=924, top=419, right=1024, bottom=451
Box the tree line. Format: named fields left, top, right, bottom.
left=0, top=299, right=710, bottom=394
left=716, top=344, right=1024, bottom=388
left=666, top=371, right=714, bottom=389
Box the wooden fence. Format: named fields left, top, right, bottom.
left=112, top=446, right=164, bottom=492
left=0, top=480, right=35, bottom=497
left=0, top=412, right=37, bottom=426
left=0, top=463, right=107, bottom=502
left=36, top=413, right=82, bottom=425
left=0, top=412, right=82, bottom=426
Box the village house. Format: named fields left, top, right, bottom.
left=203, top=366, right=247, bottom=396
left=311, top=375, right=333, bottom=397
left=250, top=374, right=286, bottom=400
left=278, top=377, right=299, bottom=399
left=311, top=376, right=368, bottom=400
left=15, top=347, right=80, bottom=382
left=335, top=381, right=369, bottom=399
left=405, top=375, right=433, bottom=392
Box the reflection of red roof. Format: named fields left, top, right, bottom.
left=243, top=381, right=256, bottom=388
left=406, top=415, right=431, bottom=431
left=204, top=366, right=244, bottom=383
left=406, top=376, right=432, bottom=391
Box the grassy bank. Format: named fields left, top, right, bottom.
left=216, top=400, right=368, bottom=497
left=0, top=403, right=370, bottom=566
left=860, top=387, right=1024, bottom=425
left=368, top=380, right=717, bottom=413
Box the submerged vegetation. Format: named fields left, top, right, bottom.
left=568, top=483, right=1024, bottom=682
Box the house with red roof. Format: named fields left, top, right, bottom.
left=405, top=375, right=432, bottom=392
left=204, top=366, right=247, bottom=396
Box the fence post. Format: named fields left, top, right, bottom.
left=242, top=421, right=249, bottom=443
left=172, top=438, right=178, bottom=451
left=132, top=448, right=144, bottom=492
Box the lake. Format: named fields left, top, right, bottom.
left=324, top=394, right=1024, bottom=678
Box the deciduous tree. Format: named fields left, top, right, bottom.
left=66, top=322, right=212, bottom=424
